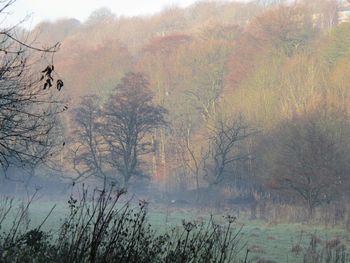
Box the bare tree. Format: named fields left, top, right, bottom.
left=204, top=116, right=255, bottom=188
left=102, top=73, right=167, bottom=187
left=265, top=109, right=350, bottom=216
left=69, top=95, right=108, bottom=184
left=176, top=118, right=208, bottom=199
left=0, top=1, right=64, bottom=174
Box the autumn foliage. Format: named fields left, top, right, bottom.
left=31, top=0, right=350, bottom=217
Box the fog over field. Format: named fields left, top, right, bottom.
left=0, top=0, right=350, bottom=262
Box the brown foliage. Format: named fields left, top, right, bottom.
left=260, top=107, right=350, bottom=215
left=226, top=4, right=316, bottom=89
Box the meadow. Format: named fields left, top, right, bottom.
left=7, top=197, right=348, bottom=263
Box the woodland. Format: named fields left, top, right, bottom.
left=30, top=0, right=350, bottom=221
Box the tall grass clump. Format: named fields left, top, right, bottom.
left=0, top=185, right=247, bottom=263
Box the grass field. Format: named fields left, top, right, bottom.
left=145, top=208, right=350, bottom=262
left=3, top=198, right=350, bottom=263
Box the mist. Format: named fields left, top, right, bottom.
left=0, top=0, right=349, bottom=262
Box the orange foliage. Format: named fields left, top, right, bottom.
left=142, top=34, right=192, bottom=55
left=226, top=4, right=315, bottom=90
left=56, top=38, right=132, bottom=97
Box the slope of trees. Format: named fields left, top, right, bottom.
left=22, top=0, right=350, bottom=217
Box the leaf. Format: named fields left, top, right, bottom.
left=42, top=66, right=49, bottom=73
left=42, top=65, right=54, bottom=76
left=47, top=79, right=52, bottom=88
left=56, top=79, right=64, bottom=91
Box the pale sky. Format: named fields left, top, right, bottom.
left=4, top=0, right=248, bottom=29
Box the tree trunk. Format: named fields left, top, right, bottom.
left=250, top=200, right=257, bottom=220
left=308, top=201, right=314, bottom=221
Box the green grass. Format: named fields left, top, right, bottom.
left=145, top=208, right=350, bottom=262
left=239, top=222, right=349, bottom=262
left=3, top=199, right=350, bottom=263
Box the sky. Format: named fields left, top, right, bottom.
left=4, top=0, right=247, bottom=29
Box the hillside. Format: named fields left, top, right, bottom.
left=26, top=0, right=350, bottom=220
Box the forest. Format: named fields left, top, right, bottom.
left=0, top=0, right=350, bottom=262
